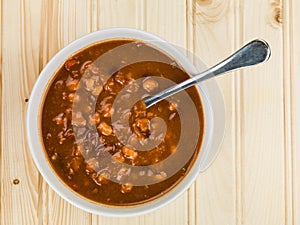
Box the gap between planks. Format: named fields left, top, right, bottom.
left=0, top=0, right=2, bottom=219
left=282, top=0, right=294, bottom=224
left=234, top=0, right=244, bottom=224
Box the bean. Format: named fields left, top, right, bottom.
left=89, top=172, right=97, bottom=179
left=46, top=133, right=52, bottom=139
left=95, top=172, right=109, bottom=185
left=151, top=157, right=160, bottom=164
left=126, top=82, right=139, bottom=93
left=116, top=167, right=130, bottom=181
left=92, top=85, right=103, bottom=96
left=72, top=111, right=86, bottom=127
left=154, top=171, right=167, bottom=180
left=147, top=112, right=154, bottom=118
left=69, top=157, right=82, bottom=172
left=86, top=158, right=99, bottom=171
left=64, top=128, right=73, bottom=138
left=86, top=163, right=95, bottom=174
left=66, top=76, right=79, bottom=91
left=69, top=168, right=74, bottom=175
left=85, top=78, right=95, bottom=91
left=169, top=112, right=176, bottom=120
left=61, top=91, right=68, bottom=100
left=121, top=183, right=133, bottom=194
left=114, top=71, right=126, bottom=85
left=103, top=106, right=114, bottom=118
left=65, top=59, right=79, bottom=71
left=142, top=78, right=158, bottom=92
left=128, top=135, right=139, bottom=147
left=89, top=112, right=101, bottom=125
left=51, top=153, right=58, bottom=161
left=147, top=169, right=154, bottom=176
left=92, top=188, right=98, bottom=194
left=68, top=93, right=75, bottom=102
left=132, top=124, right=144, bottom=139
left=52, top=113, right=64, bottom=125
left=168, top=102, right=177, bottom=111
left=80, top=60, right=92, bottom=74
left=120, top=93, right=131, bottom=101
left=104, top=80, right=115, bottom=92
left=72, top=145, right=82, bottom=156
left=113, top=152, right=125, bottom=163
left=170, top=145, right=176, bottom=153
left=73, top=94, right=80, bottom=103
left=71, top=70, right=79, bottom=78
left=90, top=64, right=100, bottom=74
left=150, top=119, right=161, bottom=130
left=57, top=131, right=66, bottom=144
left=125, top=72, right=133, bottom=80
left=138, top=170, right=146, bottom=176
left=65, top=108, right=72, bottom=117
left=136, top=118, right=150, bottom=133
left=122, top=146, right=137, bottom=160
left=98, top=122, right=113, bottom=136
left=54, top=80, right=64, bottom=90
left=157, top=106, right=163, bottom=112
left=84, top=105, right=92, bottom=114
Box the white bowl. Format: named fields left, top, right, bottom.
left=26, top=28, right=224, bottom=217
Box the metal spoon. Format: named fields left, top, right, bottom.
left=143, top=39, right=271, bottom=108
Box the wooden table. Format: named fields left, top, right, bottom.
left=1, top=0, right=299, bottom=224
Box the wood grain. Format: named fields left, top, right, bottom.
left=38, top=1, right=92, bottom=225
left=193, top=0, right=237, bottom=224
left=91, top=0, right=145, bottom=224
left=282, top=0, right=293, bottom=224
left=143, top=1, right=190, bottom=225
left=97, top=0, right=144, bottom=29
left=1, top=0, right=42, bottom=224
left=0, top=0, right=299, bottom=224
left=288, top=0, right=300, bottom=224
left=242, top=1, right=285, bottom=224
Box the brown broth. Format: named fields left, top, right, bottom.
left=41, top=39, right=204, bottom=205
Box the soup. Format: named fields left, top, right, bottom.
left=41, top=39, right=204, bottom=205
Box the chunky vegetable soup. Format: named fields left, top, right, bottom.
left=41, top=39, right=204, bottom=205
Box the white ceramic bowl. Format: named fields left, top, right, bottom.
left=26, top=28, right=224, bottom=217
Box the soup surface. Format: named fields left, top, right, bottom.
left=41, top=39, right=204, bottom=205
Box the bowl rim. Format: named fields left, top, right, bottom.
left=26, top=27, right=215, bottom=217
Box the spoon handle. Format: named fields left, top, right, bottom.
left=144, top=39, right=271, bottom=108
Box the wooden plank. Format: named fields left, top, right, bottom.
left=92, top=1, right=190, bottom=224
left=143, top=1, right=190, bottom=225
left=242, top=0, right=285, bottom=224
left=282, top=0, right=293, bottom=224
left=92, top=0, right=145, bottom=224
left=145, top=0, right=187, bottom=48
left=193, top=0, right=237, bottom=224
left=143, top=193, right=189, bottom=225
left=97, top=0, right=144, bottom=29
left=0, top=0, right=2, bottom=219
left=0, top=0, right=42, bottom=224
left=38, top=1, right=92, bottom=224
left=289, top=0, right=300, bottom=224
